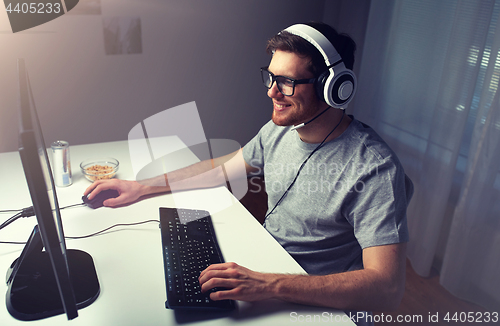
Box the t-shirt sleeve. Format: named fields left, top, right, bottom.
left=242, top=121, right=273, bottom=177
left=343, top=157, right=411, bottom=249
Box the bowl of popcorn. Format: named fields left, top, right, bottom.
left=80, top=158, right=119, bottom=182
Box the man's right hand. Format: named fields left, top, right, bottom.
left=84, top=179, right=149, bottom=207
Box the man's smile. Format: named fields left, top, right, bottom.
left=273, top=102, right=292, bottom=111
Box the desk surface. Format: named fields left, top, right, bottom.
left=0, top=140, right=354, bottom=325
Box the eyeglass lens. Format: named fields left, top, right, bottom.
left=261, top=69, right=295, bottom=96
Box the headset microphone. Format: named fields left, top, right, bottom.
left=290, top=124, right=305, bottom=131
left=290, top=106, right=334, bottom=131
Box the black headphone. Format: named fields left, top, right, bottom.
left=283, top=24, right=357, bottom=108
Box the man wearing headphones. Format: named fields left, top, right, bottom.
left=85, top=22, right=411, bottom=325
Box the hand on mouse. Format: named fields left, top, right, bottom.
left=84, top=179, right=148, bottom=207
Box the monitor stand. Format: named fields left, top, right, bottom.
left=5, top=226, right=100, bottom=321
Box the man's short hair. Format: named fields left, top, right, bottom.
left=266, top=22, right=356, bottom=77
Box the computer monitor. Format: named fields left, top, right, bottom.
left=5, top=59, right=100, bottom=321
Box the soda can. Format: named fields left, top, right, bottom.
left=51, top=140, right=72, bottom=187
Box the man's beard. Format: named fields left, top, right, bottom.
left=271, top=103, right=323, bottom=127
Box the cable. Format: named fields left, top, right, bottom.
left=0, top=207, right=35, bottom=231
left=61, top=203, right=85, bottom=210
left=290, top=106, right=332, bottom=131
left=0, top=240, right=28, bottom=245
left=0, top=212, right=23, bottom=231
left=265, top=111, right=346, bottom=219
left=0, top=219, right=160, bottom=244
left=0, top=202, right=85, bottom=231
left=0, top=209, right=23, bottom=213
left=1, top=202, right=84, bottom=214
left=64, top=220, right=160, bottom=240
left=1, top=199, right=159, bottom=243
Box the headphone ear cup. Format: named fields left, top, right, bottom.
left=314, top=70, right=330, bottom=103
left=324, top=68, right=356, bottom=108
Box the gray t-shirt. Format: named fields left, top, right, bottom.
left=242, top=117, right=411, bottom=276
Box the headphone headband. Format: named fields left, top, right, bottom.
left=283, top=24, right=342, bottom=67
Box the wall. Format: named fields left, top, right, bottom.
left=0, top=0, right=371, bottom=155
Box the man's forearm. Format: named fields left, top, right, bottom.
left=137, top=159, right=227, bottom=195
left=270, top=268, right=403, bottom=311
left=272, top=244, right=406, bottom=311
left=200, top=244, right=406, bottom=312
left=137, top=148, right=251, bottom=197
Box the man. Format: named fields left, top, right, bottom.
left=85, top=22, right=411, bottom=325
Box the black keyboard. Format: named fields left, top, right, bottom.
left=159, top=207, right=235, bottom=311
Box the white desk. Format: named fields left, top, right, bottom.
left=0, top=140, right=355, bottom=325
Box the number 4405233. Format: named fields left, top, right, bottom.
left=444, top=311, right=498, bottom=323
left=5, top=2, right=62, bottom=14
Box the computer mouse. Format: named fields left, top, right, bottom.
left=82, top=189, right=120, bottom=209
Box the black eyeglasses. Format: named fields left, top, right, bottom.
left=260, top=67, right=316, bottom=96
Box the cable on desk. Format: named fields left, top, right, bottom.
left=0, top=207, right=35, bottom=231
left=65, top=219, right=160, bottom=239
left=0, top=220, right=160, bottom=244
left=0, top=240, right=27, bottom=245
left=1, top=202, right=85, bottom=212
left=0, top=209, right=23, bottom=213
left=0, top=203, right=85, bottom=231
left=61, top=203, right=86, bottom=210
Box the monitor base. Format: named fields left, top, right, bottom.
left=5, top=228, right=100, bottom=321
